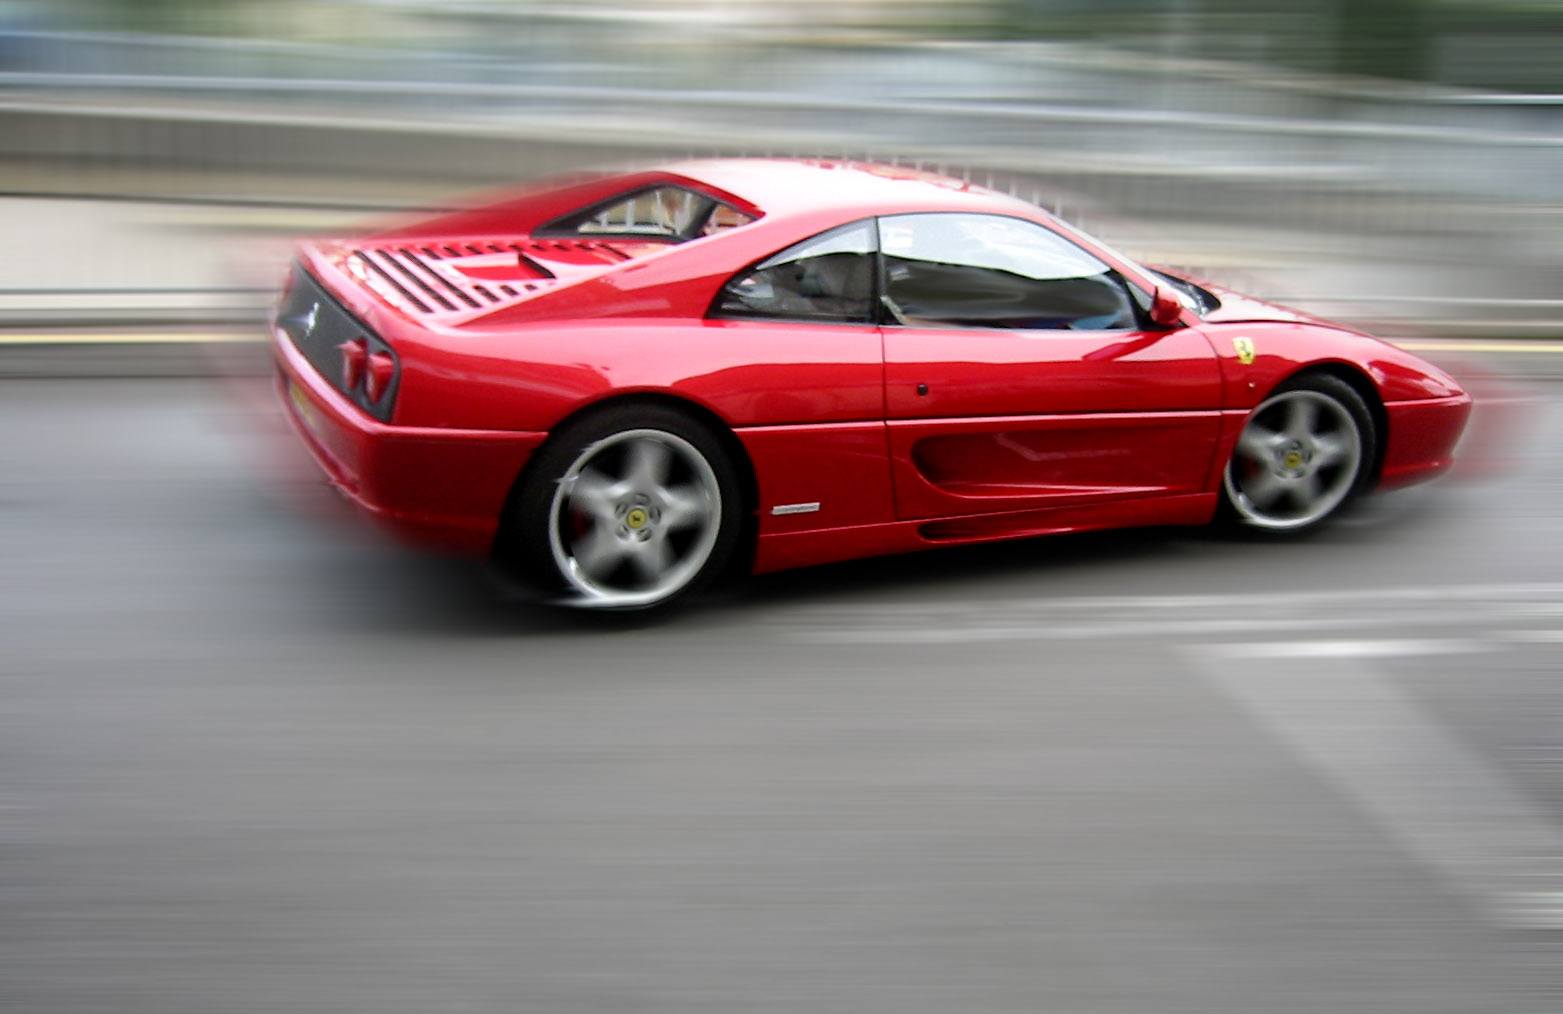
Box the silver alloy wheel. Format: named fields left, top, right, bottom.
left=547, top=428, right=722, bottom=608
left=1224, top=389, right=1364, bottom=530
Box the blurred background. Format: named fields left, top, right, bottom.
left=4, top=3, right=1562, bottom=1013
left=1, top=0, right=1560, bottom=337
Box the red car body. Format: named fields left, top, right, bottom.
left=272, top=159, right=1470, bottom=604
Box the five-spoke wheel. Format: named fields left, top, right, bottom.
left=512, top=405, right=740, bottom=610
left=1222, top=375, right=1375, bottom=532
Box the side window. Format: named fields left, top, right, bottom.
left=879, top=213, right=1137, bottom=331
left=711, top=221, right=876, bottom=324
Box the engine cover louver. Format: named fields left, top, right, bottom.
left=350, top=239, right=638, bottom=317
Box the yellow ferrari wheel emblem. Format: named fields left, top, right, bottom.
left=1283, top=451, right=1303, bottom=469
left=625, top=507, right=649, bottom=529
left=1232, top=337, right=1257, bottom=365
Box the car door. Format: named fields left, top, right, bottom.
left=878, top=212, right=1223, bottom=521
left=706, top=219, right=897, bottom=534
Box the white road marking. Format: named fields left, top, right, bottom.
left=1206, top=638, right=1488, bottom=659
left=1502, top=629, right=1563, bottom=644
left=1193, top=646, right=1563, bottom=929
left=794, top=614, right=1476, bottom=645
left=782, top=581, right=1563, bottom=622
left=779, top=581, right=1563, bottom=646
left=773, top=582, right=1563, bottom=927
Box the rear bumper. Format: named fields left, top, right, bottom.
left=274, top=328, right=545, bottom=555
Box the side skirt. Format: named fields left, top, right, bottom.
left=750, top=492, right=1218, bottom=575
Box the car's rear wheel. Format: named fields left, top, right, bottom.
left=1221, top=374, right=1376, bottom=533
left=512, top=405, right=741, bottom=610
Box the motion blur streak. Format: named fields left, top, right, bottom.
left=1, top=0, right=1559, bottom=343
left=3, top=2, right=1562, bottom=1011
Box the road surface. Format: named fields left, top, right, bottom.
left=3, top=376, right=1560, bottom=1013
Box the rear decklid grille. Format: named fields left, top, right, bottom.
left=349, top=238, right=654, bottom=318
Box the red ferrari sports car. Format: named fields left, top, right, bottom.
left=272, top=159, right=1470, bottom=609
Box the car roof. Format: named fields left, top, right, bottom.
left=660, top=158, right=1039, bottom=221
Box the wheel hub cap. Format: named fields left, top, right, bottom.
left=547, top=428, right=724, bottom=608
left=1224, top=387, right=1365, bottom=531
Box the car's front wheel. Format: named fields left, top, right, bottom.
left=1221, top=374, right=1376, bottom=533
left=511, top=405, right=741, bottom=610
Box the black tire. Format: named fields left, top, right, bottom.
left=506, top=403, right=742, bottom=611
left=1219, top=373, right=1377, bottom=534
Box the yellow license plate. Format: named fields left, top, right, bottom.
left=288, top=379, right=321, bottom=435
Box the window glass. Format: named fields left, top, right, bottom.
left=556, top=185, right=755, bottom=239
left=700, top=202, right=757, bottom=236
left=712, top=221, right=876, bottom=324
left=880, top=213, right=1137, bottom=330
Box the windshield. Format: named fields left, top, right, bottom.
left=1038, top=216, right=1219, bottom=319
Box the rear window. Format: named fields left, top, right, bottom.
left=540, top=185, right=756, bottom=241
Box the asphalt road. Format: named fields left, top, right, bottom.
left=4, top=377, right=1562, bottom=1013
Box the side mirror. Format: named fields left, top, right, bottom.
left=1149, top=285, right=1186, bottom=328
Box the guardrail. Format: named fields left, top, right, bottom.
left=2, top=68, right=1558, bottom=203
left=3, top=26, right=1559, bottom=194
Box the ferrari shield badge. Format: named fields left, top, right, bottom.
left=1232, top=336, right=1257, bottom=365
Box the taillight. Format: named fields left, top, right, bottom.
left=364, top=351, right=396, bottom=403
left=338, top=338, right=368, bottom=391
